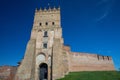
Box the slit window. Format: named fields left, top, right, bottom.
left=52, top=22, right=55, bottom=25
left=107, top=56, right=109, bottom=60
left=97, top=55, right=99, bottom=60
left=103, top=56, right=104, bottom=60
left=46, top=22, right=48, bottom=26
left=40, top=23, right=42, bottom=26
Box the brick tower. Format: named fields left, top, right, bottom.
left=15, top=6, right=65, bottom=80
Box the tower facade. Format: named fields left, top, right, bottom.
left=15, top=7, right=65, bottom=80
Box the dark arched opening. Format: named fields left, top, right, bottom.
left=39, top=63, right=48, bottom=80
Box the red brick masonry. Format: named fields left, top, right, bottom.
left=0, top=66, right=17, bottom=80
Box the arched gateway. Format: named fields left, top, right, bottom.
left=39, top=63, right=48, bottom=80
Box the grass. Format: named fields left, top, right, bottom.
left=58, top=71, right=120, bottom=80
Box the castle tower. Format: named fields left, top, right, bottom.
left=15, top=6, right=65, bottom=80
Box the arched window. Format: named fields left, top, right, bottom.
left=46, top=22, right=48, bottom=26
left=44, top=31, right=48, bottom=37
left=40, top=23, right=42, bottom=26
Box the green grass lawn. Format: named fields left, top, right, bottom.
left=58, top=71, right=120, bottom=80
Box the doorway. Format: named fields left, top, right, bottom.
left=39, top=63, right=48, bottom=80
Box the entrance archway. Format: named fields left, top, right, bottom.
left=39, top=63, right=48, bottom=80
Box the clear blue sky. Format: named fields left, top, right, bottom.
left=0, top=0, right=120, bottom=70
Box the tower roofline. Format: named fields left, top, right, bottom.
left=35, top=6, right=60, bottom=12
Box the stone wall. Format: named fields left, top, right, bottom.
left=15, top=39, right=36, bottom=80
left=63, top=46, right=115, bottom=72
left=52, top=38, right=64, bottom=80
left=0, top=66, right=17, bottom=80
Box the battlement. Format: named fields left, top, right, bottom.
left=71, top=52, right=113, bottom=61
left=68, top=52, right=115, bottom=72
left=97, top=55, right=112, bottom=60
left=35, top=6, right=60, bottom=14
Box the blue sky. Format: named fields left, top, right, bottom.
left=0, top=0, right=120, bottom=70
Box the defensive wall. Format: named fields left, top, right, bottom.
left=63, top=46, right=115, bottom=72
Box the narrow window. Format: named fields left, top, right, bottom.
left=103, top=56, right=104, bottom=60
left=40, top=23, right=42, bottom=26
left=97, top=55, right=99, bottom=60
left=107, top=56, right=109, bottom=60
left=52, top=22, right=55, bottom=25
left=43, top=43, right=47, bottom=49
left=46, top=22, right=48, bottom=26
left=44, top=31, right=48, bottom=37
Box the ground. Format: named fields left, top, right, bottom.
left=58, top=71, right=120, bottom=80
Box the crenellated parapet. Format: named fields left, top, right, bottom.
left=70, top=52, right=113, bottom=61
left=35, top=6, right=60, bottom=14
left=97, top=55, right=112, bottom=61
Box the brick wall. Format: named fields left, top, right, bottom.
left=69, top=52, right=115, bottom=72
left=63, top=46, right=115, bottom=72
left=0, top=66, right=17, bottom=80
